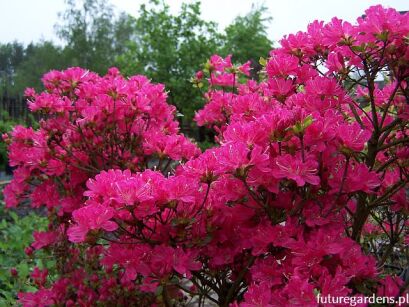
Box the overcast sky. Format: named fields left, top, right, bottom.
left=0, top=0, right=407, bottom=46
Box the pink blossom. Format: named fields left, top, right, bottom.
left=31, top=267, right=48, bottom=287
left=242, top=283, right=272, bottom=307
left=209, top=54, right=233, bottom=71
left=210, top=72, right=237, bottom=87
left=272, top=154, right=320, bottom=186
left=238, top=61, right=251, bottom=76
left=67, top=204, right=117, bottom=243
left=216, top=143, right=270, bottom=175
left=377, top=275, right=403, bottom=297
left=266, top=53, right=299, bottom=78
left=18, top=289, right=55, bottom=307
left=337, top=122, right=371, bottom=151
left=32, top=230, right=58, bottom=250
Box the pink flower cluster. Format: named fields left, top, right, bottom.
left=4, top=67, right=199, bottom=305
left=5, top=5, right=409, bottom=306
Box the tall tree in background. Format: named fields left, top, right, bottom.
left=56, top=0, right=134, bottom=74
left=117, top=1, right=273, bottom=120
left=0, top=42, right=24, bottom=97
left=117, top=0, right=222, bottom=121
left=0, top=42, right=66, bottom=97
left=13, top=42, right=68, bottom=94
left=222, top=5, right=272, bottom=77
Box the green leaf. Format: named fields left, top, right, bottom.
left=16, top=262, right=29, bottom=278
left=259, top=56, right=267, bottom=66
left=8, top=212, right=18, bottom=222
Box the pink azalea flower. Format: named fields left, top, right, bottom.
left=238, top=61, right=251, bottom=76
left=112, top=175, right=153, bottom=206
left=210, top=72, right=237, bottom=87
left=337, top=122, right=371, bottom=151
left=242, top=283, right=273, bottom=307
left=67, top=203, right=117, bottom=243
left=377, top=275, right=403, bottom=297
left=272, top=154, right=320, bottom=186
left=32, top=230, right=58, bottom=250
left=216, top=142, right=270, bottom=175
left=209, top=54, right=233, bottom=71
left=266, top=53, right=299, bottom=78
left=18, top=289, right=55, bottom=307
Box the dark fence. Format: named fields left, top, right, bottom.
left=0, top=95, right=34, bottom=125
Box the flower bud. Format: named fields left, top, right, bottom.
left=10, top=268, right=18, bottom=277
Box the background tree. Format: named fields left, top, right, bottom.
left=0, top=42, right=24, bottom=97
left=221, top=5, right=272, bottom=78
left=56, top=0, right=134, bottom=75
left=116, top=1, right=222, bottom=122
left=13, top=42, right=67, bottom=94
left=116, top=1, right=273, bottom=123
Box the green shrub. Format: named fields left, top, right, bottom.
left=0, top=190, right=49, bottom=305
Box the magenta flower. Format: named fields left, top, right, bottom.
left=18, top=289, right=55, bottom=307
left=67, top=203, right=117, bottom=243
left=272, top=154, right=320, bottom=186
left=242, top=283, right=273, bottom=307
left=337, top=122, right=371, bottom=151
left=267, top=53, right=299, bottom=78
left=32, top=230, right=58, bottom=250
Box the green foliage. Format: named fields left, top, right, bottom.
left=116, top=1, right=272, bottom=120
left=0, top=195, right=49, bottom=305
left=0, top=41, right=66, bottom=96
left=197, top=139, right=215, bottom=152
left=0, top=111, right=19, bottom=171
left=116, top=1, right=222, bottom=121
left=220, top=5, right=272, bottom=81
left=221, top=5, right=272, bottom=63
left=56, top=0, right=135, bottom=75
left=0, top=42, right=25, bottom=97
left=13, top=41, right=69, bottom=94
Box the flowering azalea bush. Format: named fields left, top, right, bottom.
left=3, top=5, right=409, bottom=306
